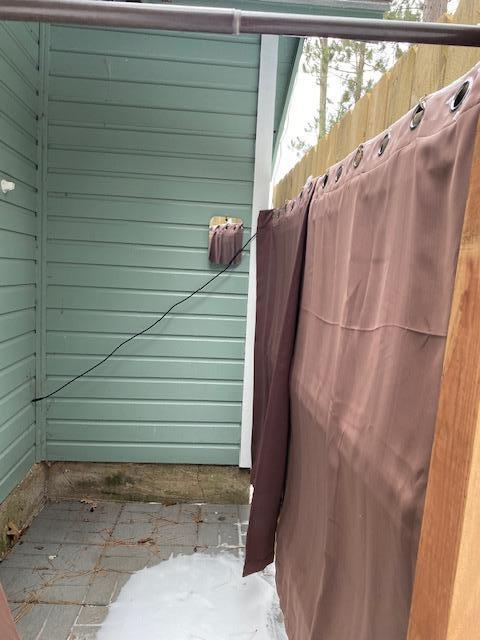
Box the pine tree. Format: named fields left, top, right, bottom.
left=288, top=0, right=424, bottom=157
left=423, top=0, right=448, bottom=21
left=289, top=38, right=388, bottom=156
left=289, top=38, right=332, bottom=155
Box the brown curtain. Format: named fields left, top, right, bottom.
left=208, top=226, right=220, bottom=262
left=244, top=179, right=316, bottom=575
left=0, top=584, right=19, bottom=640
left=246, top=63, right=480, bottom=640
left=208, top=224, right=244, bottom=265
left=232, top=224, right=244, bottom=265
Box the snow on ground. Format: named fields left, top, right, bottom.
left=98, top=552, right=287, bottom=640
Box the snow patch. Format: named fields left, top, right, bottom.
left=98, top=552, right=287, bottom=640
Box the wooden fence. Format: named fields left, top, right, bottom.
left=272, top=0, right=480, bottom=206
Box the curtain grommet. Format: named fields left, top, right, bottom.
left=353, top=145, right=364, bottom=168
left=321, top=173, right=329, bottom=189
left=410, top=101, right=426, bottom=129
left=335, top=165, right=343, bottom=182
left=450, top=79, right=471, bottom=112
left=378, top=132, right=390, bottom=157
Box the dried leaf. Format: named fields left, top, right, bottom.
left=80, top=497, right=98, bottom=512
left=6, top=521, right=21, bottom=543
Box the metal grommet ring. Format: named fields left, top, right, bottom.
left=335, top=165, right=343, bottom=182
left=321, top=173, right=329, bottom=189
left=353, top=145, right=364, bottom=168
left=450, top=79, right=471, bottom=112
left=410, top=101, right=426, bottom=130
left=378, top=132, right=390, bottom=157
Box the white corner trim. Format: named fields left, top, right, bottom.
left=239, top=34, right=278, bottom=469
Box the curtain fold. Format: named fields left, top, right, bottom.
left=246, top=62, right=480, bottom=640
left=244, top=179, right=316, bottom=576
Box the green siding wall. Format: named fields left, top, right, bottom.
left=0, top=6, right=386, bottom=500
left=0, top=22, right=39, bottom=501
left=45, top=26, right=258, bottom=465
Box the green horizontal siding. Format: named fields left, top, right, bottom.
left=46, top=25, right=258, bottom=465
left=47, top=310, right=246, bottom=337
left=47, top=173, right=253, bottom=203
left=47, top=335, right=245, bottom=360
left=45, top=442, right=240, bottom=465
left=50, top=27, right=259, bottom=64
left=50, top=51, right=258, bottom=90
left=49, top=150, right=254, bottom=181
left=46, top=400, right=241, bottom=424
left=0, top=21, right=39, bottom=502
left=47, top=194, right=252, bottom=226
left=48, top=101, right=256, bottom=138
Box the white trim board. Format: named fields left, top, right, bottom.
left=239, top=34, right=279, bottom=469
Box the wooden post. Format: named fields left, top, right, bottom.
left=407, top=124, right=480, bottom=639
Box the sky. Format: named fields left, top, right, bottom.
left=272, top=0, right=462, bottom=185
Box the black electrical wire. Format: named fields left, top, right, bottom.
left=32, top=232, right=256, bottom=403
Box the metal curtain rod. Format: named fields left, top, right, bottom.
left=1, top=0, right=480, bottom=46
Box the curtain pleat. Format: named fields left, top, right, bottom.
left=244, top=179, right=316, bottom=576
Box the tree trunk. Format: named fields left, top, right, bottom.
left=423, top=0, right=447, bottom=22
left=318, top=38, right=329, bottom=139
left=354, top=42, right=366, bottom=104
